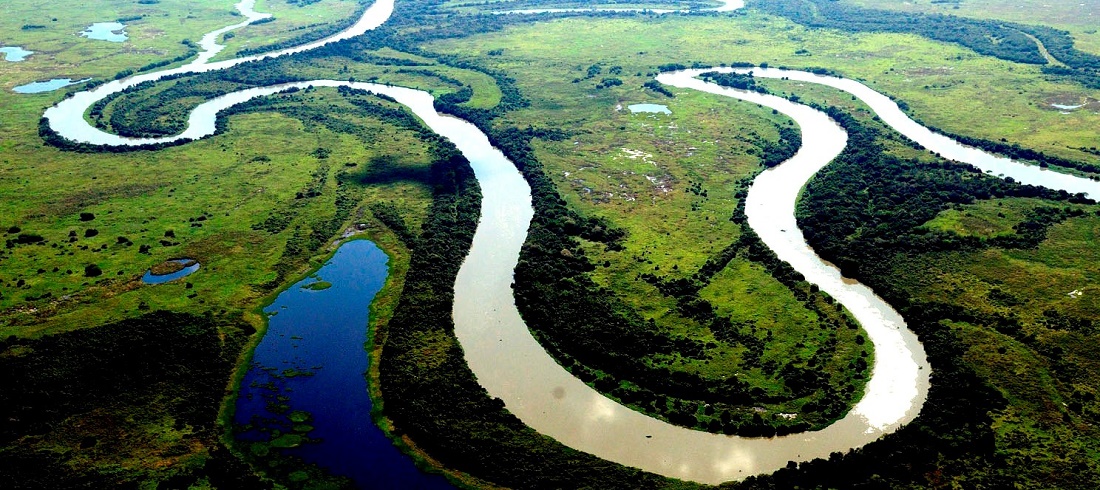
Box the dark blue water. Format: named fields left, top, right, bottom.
left=234, top=240, right=453, bottom=489
left=141, top=260, right=200, bottom=284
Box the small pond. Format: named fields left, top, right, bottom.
left=81, top=22, right=128, bottom=42
left=628, top=103, right=672, bottom=114
left=142, top=259, right=200, bottom=284
left=234, top=240, right=452, bottom=489
left=13, top=78, right=90, bottom=94
left=0, top=46, right=33, bottom=62
left=1051, top=103, right=1084, bottom=110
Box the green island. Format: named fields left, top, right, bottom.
left=2, top=0, right=1099, bottom=488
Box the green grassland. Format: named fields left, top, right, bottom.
left=923, top=197, right=1068, bottom=238
left=1, top=0, right=239, bottom=90
left=217, top=0, right=365, bottom=60
left=439, top=10, right=1100, bottom=163
left=0, top=0, right=364, bottom=93
left=881, top=212, right=1100, bottom=484
left=0, top=88, right=436, bottom=339
left=845, top=0, right=1100, bottom=56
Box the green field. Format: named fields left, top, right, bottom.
left=0, top=0, right=363, bottom=92
left=846, top=0, right=1100, bottom=55
left=1, top=88, right=437, bottom=339
left=4, top=0, right=1100, bottom=487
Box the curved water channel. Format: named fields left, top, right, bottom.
left=40, top=0, right=1100, bottom=485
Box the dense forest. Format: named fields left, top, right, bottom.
left=0, top=312, right=267, bottom=488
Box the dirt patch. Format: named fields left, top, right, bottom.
left=1042, top=93, right=1099, bottom=111
left=149, top=259, right=193, bottom=276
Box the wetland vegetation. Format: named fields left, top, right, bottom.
left=3, top=0, right=1100, bottom=488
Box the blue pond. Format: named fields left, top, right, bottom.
left=142, top=259, right=200, bottom=284
left=13, top=78, right=89, bottom=94
left=628, top=103, right=672, bottom=114
left=234, top=240, right=452, bottom=489
left=81, top=22, right=128, bottom=42
left=1, top=46, right=33, bottom=62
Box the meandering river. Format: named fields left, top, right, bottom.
left=41, top=0, right=1100, bottom=485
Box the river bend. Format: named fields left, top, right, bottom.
left=41, top=0, right=1100, bottom=485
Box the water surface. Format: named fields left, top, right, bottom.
left=628, top=103, right=671, bottom=114
left=234, top=240, right=452, bottom=489
left=14, top=78, right=89, bottom=94
left=81, top=22, right=128, bottom=42
left=141, top=259, right=200, bottom=284
left=0, top=46, right=33, bottom=62
left=1051, top=103, right=1085, bottom=110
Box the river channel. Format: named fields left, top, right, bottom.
left=41, top=0, right=1100, bottom=485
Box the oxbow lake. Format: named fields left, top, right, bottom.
left=233, top=240, right=453, bottom=489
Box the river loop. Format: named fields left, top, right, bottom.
left=42, top=0, right=1100, bottom=485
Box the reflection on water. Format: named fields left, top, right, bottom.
left=141, top=259, right=200, bottom=284
left=234, top=240, right=452, bottom=489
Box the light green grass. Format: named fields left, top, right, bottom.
left=844, top=0, right=1100, bottom=56
left=0, top=88, right=435, bottom=338
left=217, top=0, right=364, bottom=60
left=923, top=197, right=1053, bottom=238
left=428, top=12, right=1100, bottom=162
left=0, top=0, right=364, bottom=92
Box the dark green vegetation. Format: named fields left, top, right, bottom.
left=758, top=0, right=1100, bottom=89
left=373, top=115, right=674, bottom=489
left=503, top=123, right=870, bottom=436
left=760, top=0, right=1041, bottom=64
left=768, top=88, right=1100, bottom=487
left=0, top=311, right=266, bottom=488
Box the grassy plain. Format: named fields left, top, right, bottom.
left=0, top=88, right=435, bottom=339
left=845, top=0, right=1100, bottom=55
left=218, top=0, right=364, bottom=59
left=449, top=11, right=1100, bottom=162
left=0, top=0, right=362, bottom=92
